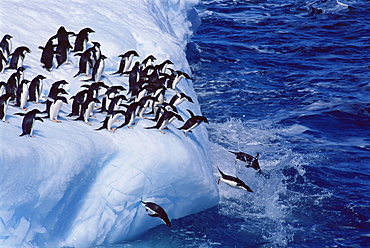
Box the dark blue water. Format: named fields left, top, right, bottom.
left=109, top=0, right=370, bottom=247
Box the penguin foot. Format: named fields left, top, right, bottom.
left=128, top=126, right=133, bottom=129
left=160, top=130, right=166, bottom=134
left=3, top=120, right=9, bottom=123
left=52, top=119, right=62, bottom=123
left=86, top=122, right=92, bottom=125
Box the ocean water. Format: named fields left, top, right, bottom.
left=105, top=0, right=370, bottom=247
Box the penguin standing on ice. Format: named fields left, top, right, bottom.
left=95, top=110, right=125, bottom=132
left=0, top=34, right=12, bottom=58
left=0, top=93, right=13, bottom=123
left=142, top=201, right=172, bottom=228
left=28, top=75, right=46, bottom=103
left=145, top=108, right=184, bottom=134
left=74, top=48, right=93, bottom=78
left=74, top=96, right=100, bottom=125
left=15, top=109, right=44, bottom=137
left=72, top=27, right=95, bottom=52
left=6, top=67, right=25, bottom=100
left=217, top=167, right=253, bottom=192
left=117, top=102, right=143, bottom=129
left=0, top=50, right=7, bottom=73
left=16, top=79, right=31, bottom=110
left=112, top=50, right=139, bottom=75
left=39, top=37, right=57, bottom=71
left=86, top=55, right=107, bottom=82
left=48, top=96, right=68, bottom=122
left=178, top=109, right=209, bottom=136
left=7, top=46, right=31, bottom=70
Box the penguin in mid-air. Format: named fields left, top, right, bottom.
left=15, top=109, right=44, bottom=137
left=0, top=93, right=13, bottom=123
left=112, top=50, right=139, bottom=75
left=72, top=27, right=95, bottom=52
left=178, top=109, right=209, bottom=136
left=142, top=201, right=172, bottom=228
left=217, top=167, right=253, bottom=192
left=229, top=151, right=262, bottom=174
left=7, top=46, right=31, bottom=70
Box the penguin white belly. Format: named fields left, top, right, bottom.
left=84, top=102, right=95, bottom=122
left=94, top=61, right=105, bottom=82
left=20, top=85, right=29, bottom=109
left=50, top=101, right=63, bottom=121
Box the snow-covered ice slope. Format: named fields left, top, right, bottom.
left=0, top=0, right=219, bottom=247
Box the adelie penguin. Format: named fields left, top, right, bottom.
left=178, top=109, right=209, bottom=137
left=15, top=109, right=44, bottom=137
left=229, top=151, right=263, bottom=174
left=217, top=167, right=253, bottom=192
left=85, top=55, right=107, bottom=82
left=112, top=50, right=139, bottom=75
left=0, top=34, right=12, bottom=58
left=0, top=50, right=7, bottom=73
left=7, top=46, right=31, bottom=70
left=16, top=79, right=31, bottom=110
left=72, top=27, right=95, bottom=52
left=47, top=96, right=68, bottom=122
left=0, top=93, right=13, bottom=123
left=39, top=37, right=57, bottom=71
left=95, top=110, right=125, bottom=132
left=142, top=201, right=172, bottom=228
left=145, top=107, right=184, bottom=134
left=28, top=75, right=46, bottom=103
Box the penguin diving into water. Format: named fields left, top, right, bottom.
left=142, top=201, right=172, bottom=228
left=217, top=167, right=253, bottom=192
left=229, top=151, right=263, bottom=174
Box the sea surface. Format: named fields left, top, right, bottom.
left=108, top=0, right=370, bottom=247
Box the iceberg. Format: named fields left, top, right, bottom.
left=0, top=0, right=219, bottom=247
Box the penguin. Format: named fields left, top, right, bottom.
left=145, top=108, right=184, bottom=134
left=141, top=201, right=172, bottom=228
left=75, top=97, right=100, bottom=125
left=74, top=48, right=93, bottom=77
left=44, top=80, right=68, bottom=116
left=0, top=93, right=13, bottom=123
left=15, top=109, right=44, bottom=137
left=167, top=69, right=191, bottom=90
left=28, top=75, right=46, bottom=103
left=72, top=27, right=95, bottom=52
left=117, top=102, right=143, bottom=129
left=68, top=89, right=89, bottom=117
left=95, top=110, right=125, bottom=132
left=6, top=67, right=25, bottom=99
left=157, top=59, right=173, bottom=74
left=89, top=41, right=101, bottom=67
left=48, top=96, right=68, bottom=122
left=127, top=62, right=142, bottom=97
left=85, top=55, right=107, bottom=82
left=55, top=40, right=73, bottom=68
left=140, top=55, right=156, bottom=70
left=0, top=81, right=5, bottom=95
left=7, top=46, right=31, bottom=70
left=99, top=86, right=126, bottom=113
left=107, top=94, right=127, bottom=114
left=51, top=26, right=75, bottom=47
left=0, top=34, right=12, bottom=58
left=112, top=50, right=139, bottom=75
left=168, top=92, right=193, bottom=107
left=38, top=37, right=57, bottom=71
left=16, top=79, right=30, bottom=110
left=178, top=109, right=209, bottom=137
left=229, top=151, right=262, bottom=174
left=217, top=167, right=253, bottom=192
left=0, top=50, right=7, bottom=73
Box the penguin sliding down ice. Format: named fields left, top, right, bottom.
left=141, top=201, right=172, bottom=228
left=217, top=167, right=253, bottom=192
left=178, top=109, right=209, bottom=137
left=15, top=109, right=44, bottom=137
